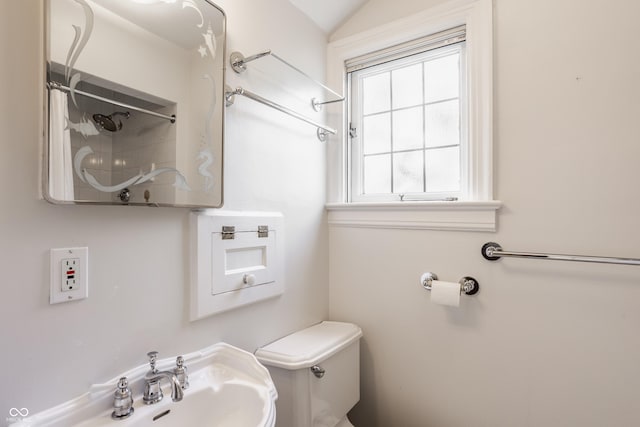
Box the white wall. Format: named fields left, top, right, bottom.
left=5, top=0, right=639, bottom=424
left=0, top=0, right=329, bottom=417
left=329, top=0, right=640, bottom=426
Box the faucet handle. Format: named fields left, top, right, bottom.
left=174, top=356, right=189, bottom=390
left=147, top=351, right=159, bottom=373
left=117, top=376, right=130, bottom=389
left=111, top=377, right=134, bottom=420
left=176, top=355, right=186, bottom=369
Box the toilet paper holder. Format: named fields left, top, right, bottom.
left=420, top=272, right=480, bottom=295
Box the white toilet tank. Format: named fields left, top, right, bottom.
left=255, top=321, right=363, bottom=427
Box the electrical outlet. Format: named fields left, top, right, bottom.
left=61, top=258, right=80, bottom=291
left=50, top=247, right=88, bottom=304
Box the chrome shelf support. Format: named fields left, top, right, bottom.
left=229, top=49, right=344, bottom=110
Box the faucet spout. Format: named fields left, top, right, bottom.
left=143, top=371, right=184, bottom=404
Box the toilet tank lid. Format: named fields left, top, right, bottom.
left=255, top=321, right=362, bottom=370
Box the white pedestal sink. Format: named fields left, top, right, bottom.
left=12, top=343, right=277, bottom=427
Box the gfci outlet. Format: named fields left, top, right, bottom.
left=61, top=258, right=80, bottom=291
left=50, top=247, right=88, bottom=304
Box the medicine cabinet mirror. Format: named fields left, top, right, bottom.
left=44, top=0, right=225, bottom=207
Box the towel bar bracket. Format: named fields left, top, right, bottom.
left=230, top=51, right=272, bottom=73
left=482, top=242, right=502, bottom=261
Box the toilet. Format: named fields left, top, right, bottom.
left=255, top=321, right=363, bottom=427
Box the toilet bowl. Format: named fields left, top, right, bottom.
left=255, top=321, right=362, bottom=427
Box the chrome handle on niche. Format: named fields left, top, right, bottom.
left=311, top=365, right=325, bottom=378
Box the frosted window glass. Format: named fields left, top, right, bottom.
left=392, top=107, right=423, bottom=151
left=363, top=113, right=391, bottom=154
left=424, top=53, right=459, bottom=103
left=392, top=63, right=423, bottom=109
left=425, top=100, right=459, bottom=148
left=393, top=151, right=424, bottom=193
left=425, top=147, right=460, bottom=192
left=362, top=72, right=391, bottom=115
left=364, top=154, right=391, bottom=194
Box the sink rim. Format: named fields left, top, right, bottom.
left=13, top=342, right=277, bottom=427
left=75, top=378, right=274, bottom=427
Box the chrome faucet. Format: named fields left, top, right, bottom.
left=111, top=377, right=134, bottom=420
left=143, top=351, right=184, bottom=405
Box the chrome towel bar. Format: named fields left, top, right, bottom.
left=224, top=85, right=337, bottom=141
left=481, top=242, right=640, bottom=266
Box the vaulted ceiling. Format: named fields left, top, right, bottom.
left=287, top=0, right=368, bottom=33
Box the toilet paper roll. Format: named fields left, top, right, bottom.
left=430, top=280, right=461, bottom=307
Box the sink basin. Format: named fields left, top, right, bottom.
left=13, top=343, right=277, bottom=427
left=112, top=383, right=267, bottom=427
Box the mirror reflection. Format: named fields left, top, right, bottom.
left=45, top=0, right=225, bottom=207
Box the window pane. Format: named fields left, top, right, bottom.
left=350, top=41, right=467, bottom=201
left=393, top=150, right=423, bottom=193
left=425, top=99, right=459, bottom=148
left=392, top=107, right=423, bottom=151
left=425, top=146, right=459, bottom=192
left=364, top=154, right=391, bottom=194
left=362, top=72, right=390, bottom=115
left=392, top=63, right=422, bottom=109
left=424, top=53, right=459, bottom=103
left=363, top=113, right=391, bottom=154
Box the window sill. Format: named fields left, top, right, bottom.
left=325, top=201, right=502, bottom=232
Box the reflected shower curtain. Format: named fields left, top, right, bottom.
left=48, top=88, right=75, bottom=200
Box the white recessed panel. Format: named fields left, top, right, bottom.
left=211, top=230, right=276, bottom=295
left=226, top=247, right=265, bottom=272
left=190, top=211, right=284, bottom=320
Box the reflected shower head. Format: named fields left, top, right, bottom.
left=93, top=111, right=130, bottom=132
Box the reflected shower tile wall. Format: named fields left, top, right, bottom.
left=111, top=104, right=177, bottom=204
left=67, top=97, right=113, bottom=202
left=52, top=74, right=178, bottom=204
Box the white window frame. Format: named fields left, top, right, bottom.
left=349, top=42, right=467, bottom=202
left=325, top=0, right=501, bottom=231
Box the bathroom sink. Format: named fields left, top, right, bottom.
left=13, top=343, right=277, bottom=427
left=75, top=380, right=270, bottom=427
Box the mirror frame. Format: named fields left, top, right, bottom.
left=42, top=0, right=226, bottom=208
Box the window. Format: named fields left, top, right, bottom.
left=326, top=0, right=499, bottom=231
left=348, top=28, right=466, bottom=202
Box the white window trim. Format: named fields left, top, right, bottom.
left=325, top=0, right=500, bottom=231
left=326, top=201, right=502, bottom=232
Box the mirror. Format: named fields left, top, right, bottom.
left=44, top=0, right=225, bottom=207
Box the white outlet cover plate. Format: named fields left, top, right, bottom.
left=50, top=247, right=88, bottom=304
